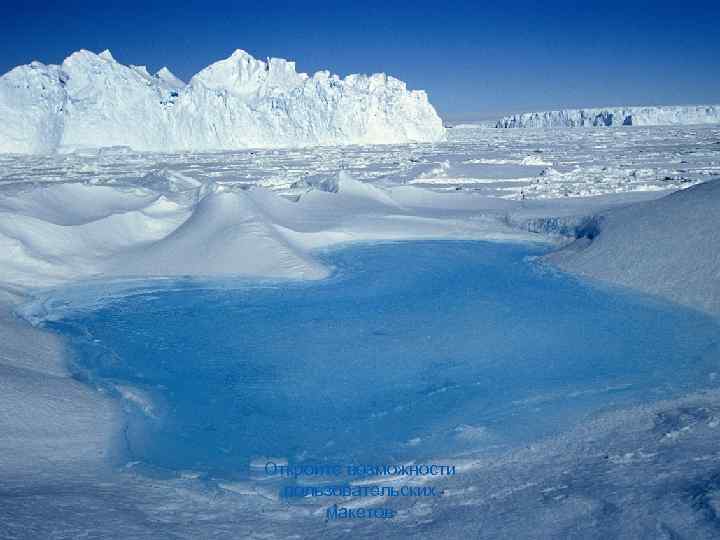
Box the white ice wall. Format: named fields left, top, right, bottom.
left=497, top=105, right=720, bottom=128
left=0, top=49, right=445, bottom=154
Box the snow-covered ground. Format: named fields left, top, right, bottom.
left=1, top=124, right=717, bottom=289
left=0, top=290, right=120, bottom=481
left=1, top=124, right=719, bottom=538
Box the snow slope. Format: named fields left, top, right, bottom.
left=496, top=105, right=720, bottom=128
left=0, top=49, right=445, bottom=154
left=0, top=290, right=119, bottom=481
left=546, top=178, right=720, bottom=315
left=112, top=190, right=328, bottom=280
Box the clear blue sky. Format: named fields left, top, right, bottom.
left=2, top=0, right=718, bottom=120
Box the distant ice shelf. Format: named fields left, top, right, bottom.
left=0, top=49, right=446, bottom=154
left=496, top=104, right=720, bottom=128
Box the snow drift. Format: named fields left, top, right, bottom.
left=0, top=49, right=445, bottom=154
left=496, top=105, right=720, bottom=128
left=112, top=190, right=328, bottom=280
left=0, top=172, right=545, bottom=289
left=0, top=293, right=119, bottom=480
left=546, top=178, right=720, bottom=316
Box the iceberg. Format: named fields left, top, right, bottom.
left=0, top=49, right=446, bottom=154
left=496, top=104, right=720, bottom=128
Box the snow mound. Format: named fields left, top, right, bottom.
left=546, top=178, right=720, bottom=316
left=0, top=182, right=159, bottom=225
left=0, top=49, right=445, bottom=154
left=112, top=188, right=328, bottom=279
left=497, top=105, right=720, bottom=128
left=0, top=168, right=548, bottom=288
left=298, top=171, right=402, bottom=209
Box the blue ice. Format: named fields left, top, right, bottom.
left=49, top=241, right=720, bottom=480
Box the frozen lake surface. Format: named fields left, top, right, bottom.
left=47, top=241, right=720, bottom=482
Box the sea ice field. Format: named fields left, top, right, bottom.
left=2, top=124, right=718, bottom=199
left=1, top=125, right=720, bottom=539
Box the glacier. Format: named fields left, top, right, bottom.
left=496, top=104, right=720, bottom=128
left=0, top=49, right=445, bottom=154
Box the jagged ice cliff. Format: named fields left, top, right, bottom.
left=496, top=105, right=720, bottom=128
left=0, top=49, right=446, bottom=153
